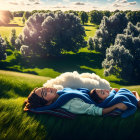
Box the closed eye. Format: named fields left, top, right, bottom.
left=101, top=90, right=104, bottom=94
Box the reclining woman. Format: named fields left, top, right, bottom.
left=24, top=87, right=139, bottom=117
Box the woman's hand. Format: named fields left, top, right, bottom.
left=112, top=88, right=119, bottom=92
left=115, top=103, right=128, bottom=111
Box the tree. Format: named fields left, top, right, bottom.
left=80, top=11, right=88, bottom=25
left=102, top=22, right=140, bottom=80
left=20, top=45, right=30, bottom=57
left=89, top=12, right=128, bottom=55
left=0, top=35, right=7, bottom=60
left=102, top=45, right=134, bottom=79
left=87, top=37, right=94, bottom=50
left=90, top=10, right=103, bottom=25
left=23, top=11, right=32, bottom=21
left=10, top=29, right=17, bottom=47
left=19, top=12, right=86, bottom=57
left=126, top=11, right=140, bottom=25
left=0, top=10, right=13, bottom=25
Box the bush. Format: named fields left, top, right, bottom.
left=0, top=35, right=7, bottom=60
left=20, top=12, right=86, bottom=57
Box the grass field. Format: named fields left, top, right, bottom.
left=0, top=17, right=140, bottom=140
left=0, top=70, right=140, bottom=140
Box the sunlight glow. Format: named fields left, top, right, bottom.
left=0, top=11, right=5, bottom=23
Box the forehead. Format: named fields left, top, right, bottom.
left=34, top=88, right=43, bottom=95
left=96, top=89, right=102, bottom=92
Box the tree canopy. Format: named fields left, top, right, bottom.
left=89, top=12, right=128, bottom=55
left=0, top=35, right=7, bottom=60
left=102, top=22, right=140, bottom=80
left=19, top=12, right=86, bottom=57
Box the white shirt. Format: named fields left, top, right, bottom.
left=61, top=98, right=103, bottom=116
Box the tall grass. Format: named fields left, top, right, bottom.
left=0, top=70, right=140, bottom=140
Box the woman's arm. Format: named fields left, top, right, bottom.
left=102, top=103, right=127, bottom=115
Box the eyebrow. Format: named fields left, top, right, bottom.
left=41, top=88, right=47, bottom=99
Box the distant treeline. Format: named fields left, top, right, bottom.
left=0, top=10, right=140, bottom=26
left=11, top=10, right=140, bottom=25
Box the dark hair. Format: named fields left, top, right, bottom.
left=24, top=87, right=48, bottom=110
left=90, top=89, right=103, bottom=103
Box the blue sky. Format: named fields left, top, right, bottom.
left=0, top=0, right=139, bottom=11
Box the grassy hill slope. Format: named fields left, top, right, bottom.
left=0, top=70, right=140, bottom=140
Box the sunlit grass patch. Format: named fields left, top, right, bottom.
left=83, top=22, right=97, bottom=41
left=0, top=26, right=23, bottom=40
left=10, top=17, right=24, bottom=26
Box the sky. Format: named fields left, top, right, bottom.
left=0, top=0, right=139, bottom=11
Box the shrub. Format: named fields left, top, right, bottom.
left=0, top=35, right=7, bottom=60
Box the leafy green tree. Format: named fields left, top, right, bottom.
left=89, top=12, right=128, bottom=55
left=102, top=22, right=140, bottom=80
left=10, top=29, right=17, bottom=47
left=20, top=45, right=29, bottom=57
left=0, top=35, right=7, bottom=60
left=23, top=11, right=31, bottom=21
left=19, top=12, right=86, bottom=57
left=87, top=37, right=94, bottom=50
left=90, top=10, right=103, bottom=25
left=126, top=11, right=140, bottom=25
left=80, top=11, right=88, bottom=25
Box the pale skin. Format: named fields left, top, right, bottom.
left=34, top=87, right=129, bottom=115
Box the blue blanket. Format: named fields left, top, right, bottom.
left=30, top=88, right=138, bottom=118
left=97, top=88, right=138, bottom=118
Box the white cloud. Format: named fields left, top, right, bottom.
left=129, top=1, right=136, bottom=5
left=0, top=0, right=139, bottom=12
left=73, top=2, right=85, bottom=5
left=9, top=1, right=18, bottom=5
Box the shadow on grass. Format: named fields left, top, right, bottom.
left=85, top=29, right=91, bottom=31
left=0, top=51, right=103, bottom=74
left=83, top=24, right=97, bottom=27
left=110, top=79, right=140, bottom=86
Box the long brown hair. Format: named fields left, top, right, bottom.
left=24, top=88, right=48, bottom=111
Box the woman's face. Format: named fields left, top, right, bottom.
left=95, top=89, right=110, bottom=100
left=34, top=87, right=59, bottom=105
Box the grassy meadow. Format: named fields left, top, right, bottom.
left=0, top=70, right=140, bottom=140
left=0, top=17, right=140, bottom=140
